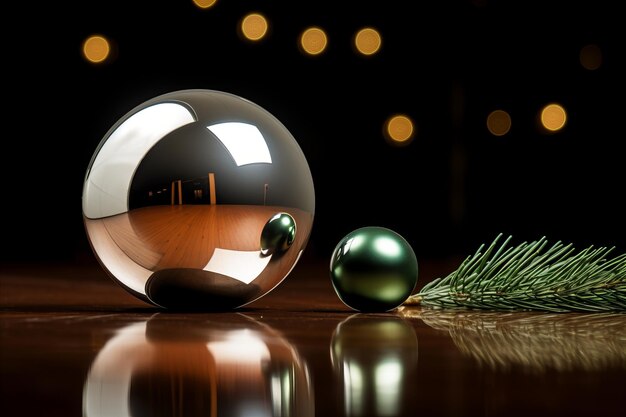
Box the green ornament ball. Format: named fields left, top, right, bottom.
left=330, top=226, right=418, bottom=312
left=260, top=212, right=297, bottom=256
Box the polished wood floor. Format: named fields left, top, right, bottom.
left=1, top=257, right=625, bottom=417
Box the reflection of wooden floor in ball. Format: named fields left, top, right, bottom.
left=84, top=205, right=313, bottom=304
left=102, top=205, right=310, bottom=269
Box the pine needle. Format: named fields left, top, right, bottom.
left=405, top=234, right=626, bottom=312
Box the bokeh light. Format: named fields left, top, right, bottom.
left=192, top=0, right=217, bottom=9
left=354, top=28, right=382, bottom=56
left=299, top=27, right=328, bottom=55
left=540, top=103, right=567, bottom=132
left=240, top=13, right=269, bottom=41
left=384, top=115, right=415, bottom=145
left=82, top=35, right=111, bottom=64
left=486, top=110, right=512, bottom=136
left=579, top=44, right=602, bottom=70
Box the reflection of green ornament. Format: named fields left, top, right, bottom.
left=330, top=227, right=418, bottom=312
left=260, top=212, right=297, bottom=256
left=330, top=315, right=418, bottom=416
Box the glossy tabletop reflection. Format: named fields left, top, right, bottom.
left=1, top=259, right=625, bottom=417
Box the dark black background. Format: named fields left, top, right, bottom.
left=3, top=0, right=624, bottom=264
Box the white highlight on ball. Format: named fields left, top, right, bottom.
left=203, top=248, right=272, bottom=284
left=208, top=122, right=272, bottom=166
left=83, top=103, right=196, bottom=218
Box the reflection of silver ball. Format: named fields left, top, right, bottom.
left=82, top=89, right=315, bottom=310
left=83, top=315, right=314, bottom=417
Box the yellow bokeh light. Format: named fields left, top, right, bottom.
left=540, top=103, right=567, bottom=132
left=384, top=115, right=415, bottom=145
left=240, top=13, right=268, bottom=41
left=354, top=27, right=382, bottom=56
left=579, top=44, right=602, bottom=70
left=82, top=35, right=111, bottom=64
left=486, top=110, right=512, bottom=136
left=192, top=0, right=217, bottom=9
left=299, top=27, right=328, bottom=56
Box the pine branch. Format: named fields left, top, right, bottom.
left=405, top=234, right=626, bottom=312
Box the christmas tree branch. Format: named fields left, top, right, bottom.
left=405, top=234, right=626, bottom=312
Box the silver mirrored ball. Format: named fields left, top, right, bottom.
left=83, top=89, right=315, bottom=310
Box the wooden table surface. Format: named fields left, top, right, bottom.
left=1, top=256, right=625, bottom=417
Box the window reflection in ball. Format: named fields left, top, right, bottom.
left=82, top=89, right=315, bottom=310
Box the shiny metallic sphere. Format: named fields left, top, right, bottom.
left=83, top=89, right=315, bottom=310
left=330, top=227, right=418, bottom=312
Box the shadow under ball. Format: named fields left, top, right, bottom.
left=330, top=226, right=418, bottom=312
left=82, top=89, right=315, bottom=310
